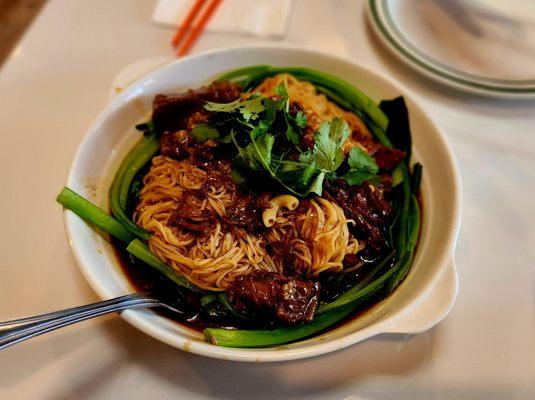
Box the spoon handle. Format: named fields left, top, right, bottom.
left=0, top=293, right=159, bottom=350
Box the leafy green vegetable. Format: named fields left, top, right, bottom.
left=317, top=251, right=395, bottom=314
left=204, top=305, right=355, bottom=348
left=411, top=162, right=422, bottom=194
left=379, top=97, right=411, bottom=160
left=109, top=135, right=159, bottom=240
left=127, top=240, right=202, bottom=293
left=283, top=117, right=353, bottom=195
left=135, top=121, right=157, bottom=137
left=189, top=124, right=220, bottom=143
left=57, top=187, right=136, bottom=243
left=294, top=111, right=307, bottom=128
left=340, top=147, right=379, bottom=185
left=307, top=173, right=326, bottom=196
left=240, top=97, right=264, bottom=121
left=283, top=109, right=308, bottom=146
left=284, top=121, right=301, bottom=146
left=347, top=147, right=378, bottom=173
left=275, top=159, right=317, bottom=188
left=230, top=169, right=247, bottom=184
left=275, top=82, right=288, bottom=99
left=302, top=118, right=349, bottom=172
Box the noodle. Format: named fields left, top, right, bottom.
left=266, top=198, right=362, bottom=277
left=134, top=74, right=370, bottom=291
left=135, top=156, right=277, bottom=291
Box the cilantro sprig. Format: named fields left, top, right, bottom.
left=203, top=85, right=379, bottom=196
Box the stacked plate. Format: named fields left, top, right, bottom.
left=367, top=0, right=535, bottom=98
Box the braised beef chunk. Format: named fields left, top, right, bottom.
left=167, top=158, right=269, bottom=235
left=201, top=160, right=235, bottom=191
left=168, top=192, right=215, bottom=233
left=152, top=82, right=242, bottom=134
left=324, top=179, right=393, bottom=253
left=160, top=130, right=190, bottom=160
left=255, top=192, right=272, bottom=211
left=342, top=253, right=362, bottom=269
left=225, top=194, right=264, bottom=232
left=228, top=271, right=320, bottom=324
left=160, top=130, right=216, bottom=162
left=372, top=147, right=406, bottom=171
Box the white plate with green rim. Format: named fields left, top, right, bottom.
left=367, top=0, right=535, bottom=98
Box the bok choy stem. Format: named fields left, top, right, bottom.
left=57, top=187, right=203, bottom=293
left=57, top=187, right=136, bottom=243
left=204, top=306, right=354, bottom=348
left=317, top=251, right=395, bottom=315
left=126, top=240, right=203, bottom=293
left=109, top=135, right=159, bottom=240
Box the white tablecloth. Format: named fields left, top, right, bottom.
left=0, top=0, right=534, bottom=399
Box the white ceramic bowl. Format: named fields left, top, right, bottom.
left=64, top=46, right=461, bottom=362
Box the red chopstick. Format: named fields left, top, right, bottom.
left=171, top=0, right=207, bottom=47
left=171, top=0, right=223, bottom=57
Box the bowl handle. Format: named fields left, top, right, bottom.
left=385, top=257, right=458, bottom=334
left=109, top=57, right=173, bottom=99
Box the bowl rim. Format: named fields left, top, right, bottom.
left=64, top=44, right=462, bottom=362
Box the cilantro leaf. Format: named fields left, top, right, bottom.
left=232, top=130, right=275, bottom=171
left=347, top=147, right=378, bottom=172
left=252, top=98, right=278, bottom=137
left=309, top=118, right=350, bottom=172
left=283, top=111, right=307, bottom=146
left=231, top=169, right=246, bottom=184
left=294, top=111, right=307, bottom=128
left=189, top=124, right=220, bottom=143
left=284, top=117, right=301, bottom=145
left=275, top=159, right=317, bottom=187
left=204, top=98, right=242, bottom=113
left=204, top=96, right=265, bottom=122
left=340, top=147, right=379, bottom=186
left=341, top=170, right=379, bottom=186
left=239, top=96, right=264, bottom=121
left=275, top=83, right=288, bottom=99
left=307, top=172, right=325, bottom=196
left=254, top=133, right=275, bottom=167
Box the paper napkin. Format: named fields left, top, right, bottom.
left=153, top=0, right=294, bottom=38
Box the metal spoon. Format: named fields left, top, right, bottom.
left=0, top=292, right=183, bottom=350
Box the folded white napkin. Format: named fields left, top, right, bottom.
left=153, top=0, right=294, bottom=38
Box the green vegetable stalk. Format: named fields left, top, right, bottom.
left=126, top=240, right=202, bottom=293
left=57, top=187, right=136, bottom=243
left=386, top=194, right=421, bottom=293
left=317, top=251, right=395, bottom=314
left=57, top=187, right=202, bottom=293
left=109, top=135, right=159, bottom=240
left=204, top=305, right=354, bottom=348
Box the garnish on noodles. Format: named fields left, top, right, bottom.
left=57, top=66, right=422, bottom=347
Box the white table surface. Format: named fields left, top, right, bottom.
left=0, top=0, right=534, bottom=399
